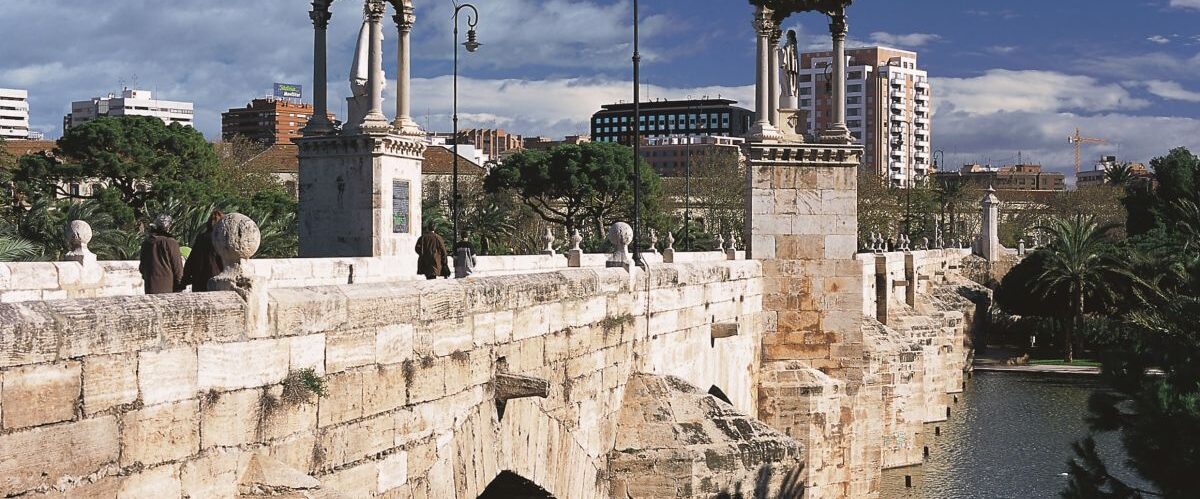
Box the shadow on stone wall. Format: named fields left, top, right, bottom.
left=715, top=464, right=805, bottom=499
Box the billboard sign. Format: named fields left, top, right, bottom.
left=273, top=83, right=303, bottom=99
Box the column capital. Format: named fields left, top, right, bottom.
left=827, top=9, right=848, bottom=37
left=309, top=1, right=333, bottom=29
left=365, top=0, right=387, bottom=21
left=392, top=0, right=415, bottom=31
left=753, top=6, right=778, bottom=37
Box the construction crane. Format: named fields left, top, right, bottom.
left=1068, top=128, right=1107, bottom=177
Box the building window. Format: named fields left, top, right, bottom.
left=848, top=84, right=863, bottom=93
left=799, top=87, right=812, bottom=95
left=847, top=96, right=861, bottom=105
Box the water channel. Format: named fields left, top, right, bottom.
left=881, top=371, right=1148, bottom=499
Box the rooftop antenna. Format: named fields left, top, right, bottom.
left=1017, top=151, right=1023, bottom=164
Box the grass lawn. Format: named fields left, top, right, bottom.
left=1029, top=359, right=1103, bottom=367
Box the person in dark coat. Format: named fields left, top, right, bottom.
left=139, top=214, right=184, bottom=294
left=182, top=210, right=225, bottom=292
left=415, top=224, right=449, bottom=280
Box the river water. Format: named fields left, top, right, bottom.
left=880, top=371, right=1149, bottom=499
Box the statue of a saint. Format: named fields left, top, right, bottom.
left=346, top=19, right=386, bottom=131
left=779, top=29, right=800, bottom=109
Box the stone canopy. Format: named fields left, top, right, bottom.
left=748, top=0, right=853, bottom=19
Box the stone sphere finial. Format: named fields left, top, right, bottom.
left=606, top=222, right=634, bottom=269
left=213, top=213, right=261, bottom=272
left=64, top=220, right=93, bottom=253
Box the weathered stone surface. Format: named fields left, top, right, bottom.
left=138, top=347, right=197, bottom=405
left=83, top=354, right=138, bottom=415
left=0, top=416, right=119, bottom=496
left=1, top=361, right=80, bottom=429
left=327, top=329, right=376, bottom=373
left=118, top=463, right=182, bottom=498
left=376, top=324, right=414, bottom=365
left=319, top=370, right=364, bottom=427
left=121, top=400, right=199, bottom=467
left=198, top=339, right=289, bottom=391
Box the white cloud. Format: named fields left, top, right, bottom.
left=934, top=70, right=1150, bottom=116
left=1170, top=0, right=1200, bottom=10
left=868, top=32, right=941, bottom=49
left=987, top=46, right=1018, bottom=55
left=1142, top=80, right=1200, bottom=102
left=1147, top=35, right=1171, bottom=44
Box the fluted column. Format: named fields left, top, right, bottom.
left=750, top=6, right=781, bottom=141
left=393, top=0, right=420, bottom=134
left=820, top=7, right=852, bottom=144
left=302, top=1, right=334, bottom=136
left=361, top=0, right=390, bottom=131
left=768, top=27, right=781, bottom=127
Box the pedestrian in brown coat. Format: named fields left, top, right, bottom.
left=183, top=210, right=225, bottom=292
left=415, top=224, right=449, bottom=280
left=139, top=214, right=184, bottom=294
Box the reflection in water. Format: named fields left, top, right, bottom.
left=881, top=371, right=1146, bottom=499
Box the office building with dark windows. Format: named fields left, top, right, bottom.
left=589, top=98, right=754, bottom=145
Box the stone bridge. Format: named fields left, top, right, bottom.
left=0, top=238, right=988, bottom=499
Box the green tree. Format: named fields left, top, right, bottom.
left=1033, top=215, right=1124, bottom=362
left=484, top=142, right=663, bottom=239
left=12, top=116, right=221, bottom=221
left=1103, top=162, right=1136, bottom=186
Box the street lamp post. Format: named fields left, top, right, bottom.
left=684, top=96, right=695, bottom=251
left=452, top=3, right=481, bottom=245
left=632, top=0, right=643, bottom=265
left=895, top=118, right=913, bottom=235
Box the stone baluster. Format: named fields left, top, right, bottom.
left=1018, top=238, right=1026, bottom=256
left=568, top=228, right=583, bottom=267
left=726, top=229, right=738, bottom=260
left=303, top=0, right=335, bottom=135
left=921, top=237, right=929, bottom=251
left=715, top=233, right=726, bottom=252
left=63, top=220, right=96, bottom=265
left=541, top=227, right=557, bottom=256
left=392, top=0, right=420, bottom=134
left=647, top=229, right=659, bottom=255
left=360, top=0, right=391, bottom=131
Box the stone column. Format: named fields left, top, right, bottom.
left=392, top=0, right=420, bottom=134
left=750, top=6, right=781, bottom=141
left=820, top=7, right=852, bottom=144
left=361, top=0, right=390, bottom=131
left=302, top=1, right=334, bottom=136
left=979, top=185, right=1001, bottom=261
left=768, top=27, right=782, bottom=127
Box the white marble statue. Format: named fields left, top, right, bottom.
left=346, top=18, right=386, bottom=130
left=779, top=29, right=800, bottom=109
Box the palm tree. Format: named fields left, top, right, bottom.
left=1034, top=215, right=1124, bottom=362
left=1104, top=162, right=1135, bottom=186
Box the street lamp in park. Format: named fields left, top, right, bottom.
left=894, top=118, right=913, bottom=235
left=452, top=2, right=481, bottom=244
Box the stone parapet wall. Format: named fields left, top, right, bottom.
left=0, top=259, right=775, bottom=498
left=0, top=261, right=142, bottom=303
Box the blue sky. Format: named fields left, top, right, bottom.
left=3, top=0, right=1200, bottom=178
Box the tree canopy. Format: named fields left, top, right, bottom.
left=484, top=141, right=664, bottom=238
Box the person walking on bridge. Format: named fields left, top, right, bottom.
left=139, top=214, right=184, bottom=294
left=415, top=223, right=449, bottom=280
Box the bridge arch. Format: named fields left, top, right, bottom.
left=478, top=471, right=554, bottom=499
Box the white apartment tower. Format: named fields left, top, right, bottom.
left=63, top=89, right=194, bottom=131
left=0, top=88, right=32, bottom=140
left=797, top=46, right=932, bottom=187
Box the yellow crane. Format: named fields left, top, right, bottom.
left=1068, top=128, right=1107, bottom=178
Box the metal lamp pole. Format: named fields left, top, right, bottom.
left=632, top=0, right=643, bottom=265
left=684, top=95, right=693, bottom=251
left=452, top=3, right=481, bottom=244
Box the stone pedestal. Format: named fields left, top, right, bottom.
left=297, top=132, right=425, bottom=260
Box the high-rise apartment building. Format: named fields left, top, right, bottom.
left=590, top=98, right=755, bottom=145
left=797, top=46, right=932, bottom=187
left=222, top=98, right=325, bottom=145
left=63, top=89, right=193, bottom=131
left=456, top=128, right=524, bottom=159
left=0, top=88, right=32, bottom=140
